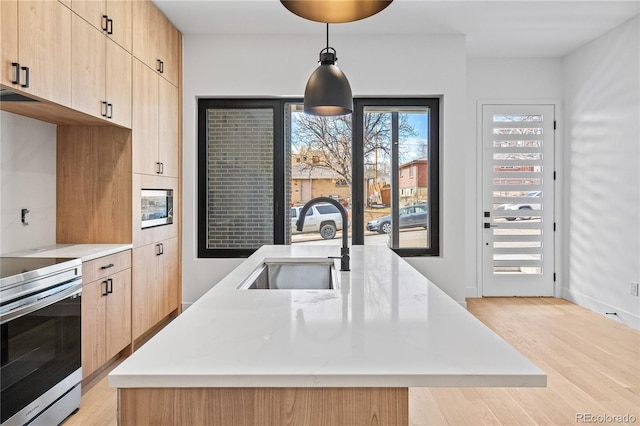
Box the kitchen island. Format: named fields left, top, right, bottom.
left=109, top=245, right=545, bottom=425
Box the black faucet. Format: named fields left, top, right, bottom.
left=296, top=197, right=350, bottom=271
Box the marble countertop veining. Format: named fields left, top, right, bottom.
left=109, top=245, right=546, bottom=388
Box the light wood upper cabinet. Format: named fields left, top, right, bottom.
left=71, top=14, right=131, bottom=127
left=1, top=0, right=72, bottom=106
left=133, top=59, right=159, bottom=175
left=133, top=58, right=178, bottom=177
left=72, top=0, right=132, bottom=52
left=106, top=38, right=132, bottom=127
left=158, top=77, right=179, bottom=178
left=132, top=0, right=180, bottom=87
left=71, top=15, right=106, bottom=121
left=0, top=0, right=19, bottom=88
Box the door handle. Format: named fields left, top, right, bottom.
left=484, top=223, right=498, bottom=229
left=21, top=66, right=29, bottom=88
left=11, top=62, right=20, bottom=85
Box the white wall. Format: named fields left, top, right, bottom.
left=0, top=111, right=57, bottom=253
left=562, top=16, right=640, bottom=329
left=182, top=34, right=469, bottom=306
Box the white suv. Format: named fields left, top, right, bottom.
left=291, top=204, right=347, bottom=240
left=498, top=191, right=541, bottom=221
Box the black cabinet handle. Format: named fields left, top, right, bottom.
left=102, top=15, right=108, bottom=31
left=107, top=103, right=113, bottom=119
left=106, top=17, right=113, bottom=34
left=156, top=162, right=162, bottom=174
left=107, top=278, right=113, bottom=294
left=156, top=243, right=164, bottom=256
left=102, top=280, right=109, bottom=296
left=100, top=263, right=114, bottom=270
left=159, top=162, right=164, bottom=174
left=101, top=101, right=108, bottom=117
left=159, top=60, right=164, bottom=73
left=21, top=66, right=29, bottom=88
left=156, top=59, right=162, bottom=73
left=11, top=62, right=20, bottom=85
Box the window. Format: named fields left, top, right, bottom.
left=198, top=98, right=439, bottom=258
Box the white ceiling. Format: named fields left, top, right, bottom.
left=152, top=0, right=639, bottom=57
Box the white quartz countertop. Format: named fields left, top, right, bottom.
left=4, top=243, right=132, bottom=262
left=109, top=245, right=546, bottom=388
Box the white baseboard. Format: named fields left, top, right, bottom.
left=562, top=287, right=639, bottom=330
left=465, top=286, right=479, bottom=299
left=458, top=300, right=467, bottom=309
left=182, top=303, right=192, bottom=312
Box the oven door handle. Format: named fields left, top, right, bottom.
left=0, top=280, right=82, bottom=325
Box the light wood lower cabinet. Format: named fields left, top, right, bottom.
left=82, top=251, right=132, bottom=379
left=132, top=238, right=179, bottom=340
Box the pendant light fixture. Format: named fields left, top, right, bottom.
left=304, top=23, right=352, bottom=116
left=280, top=1, right=393, bottom=24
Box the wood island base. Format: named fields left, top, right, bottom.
left=118, top=387, right=408, bottom=425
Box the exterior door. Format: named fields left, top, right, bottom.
left=482, top=104, right=555, bottom=296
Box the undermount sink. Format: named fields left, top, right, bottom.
left=238, top=258, right=338, bottom=290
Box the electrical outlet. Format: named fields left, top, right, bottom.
left=631, top=282, right=639, bottom=297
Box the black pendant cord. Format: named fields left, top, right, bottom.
left=326, top=23, right=329, bottom=50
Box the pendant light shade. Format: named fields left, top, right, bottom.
left=304, top=47, right=352, bottom=116
left=280, top=0, right=393, bottom=23
left=304, top=24, right=352, bottom=116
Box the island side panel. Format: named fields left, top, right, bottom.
left=119, top=387, right=409, bottom=425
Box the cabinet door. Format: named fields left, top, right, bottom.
left=105, top=0, right=132, bottom=53
left=1, top=0, right=18, bottom=88
left=159, top=238, right=179, bottom=319
left=71, top=14, right=106, bottom=120
left=82, top=278, right=108, bottom=379
left=132, top=243, right=162, bottom=339
left=133, top=59, right=159, bottom=175
left=158, top=77, right=179, bottom=177
left=18, top=0, right=71, bottom=105
left=106, top=37, right=132, bottom=128
left=71, top=0, right=105, bottom=33
left=132, top=0, right=158, bottom=72
left=105, top=268, right=132, bottom=359
left=157, top=12, right=180, bottom=87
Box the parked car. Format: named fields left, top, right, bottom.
left=497, top=191, right=541, bottom=220
left=291, top=203, right=348, bottom=240
left=366, top=204, right=428, bottom=234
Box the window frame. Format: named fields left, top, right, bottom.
left=352, top=98, right=440, bottom=256
left=198, top=97, right=440, bottom=258
left=197, top=98, right=286, bottom=258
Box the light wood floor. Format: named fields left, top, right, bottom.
left=63, top=298, right=639, bottom=426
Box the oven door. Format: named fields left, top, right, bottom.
left=1, top=285, right=82, bottom=425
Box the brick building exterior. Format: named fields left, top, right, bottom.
left=399, top=157, right=428, bottom=205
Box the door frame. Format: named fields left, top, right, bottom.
left=475, top=100, right=564, bottom=298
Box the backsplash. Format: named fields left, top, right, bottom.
left=1, top=111, right=57, bottom=254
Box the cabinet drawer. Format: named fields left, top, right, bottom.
left=83, top=250, right=132, bottom=283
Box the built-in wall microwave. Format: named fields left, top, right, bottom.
left=141, top=189, right=173, bottom=229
